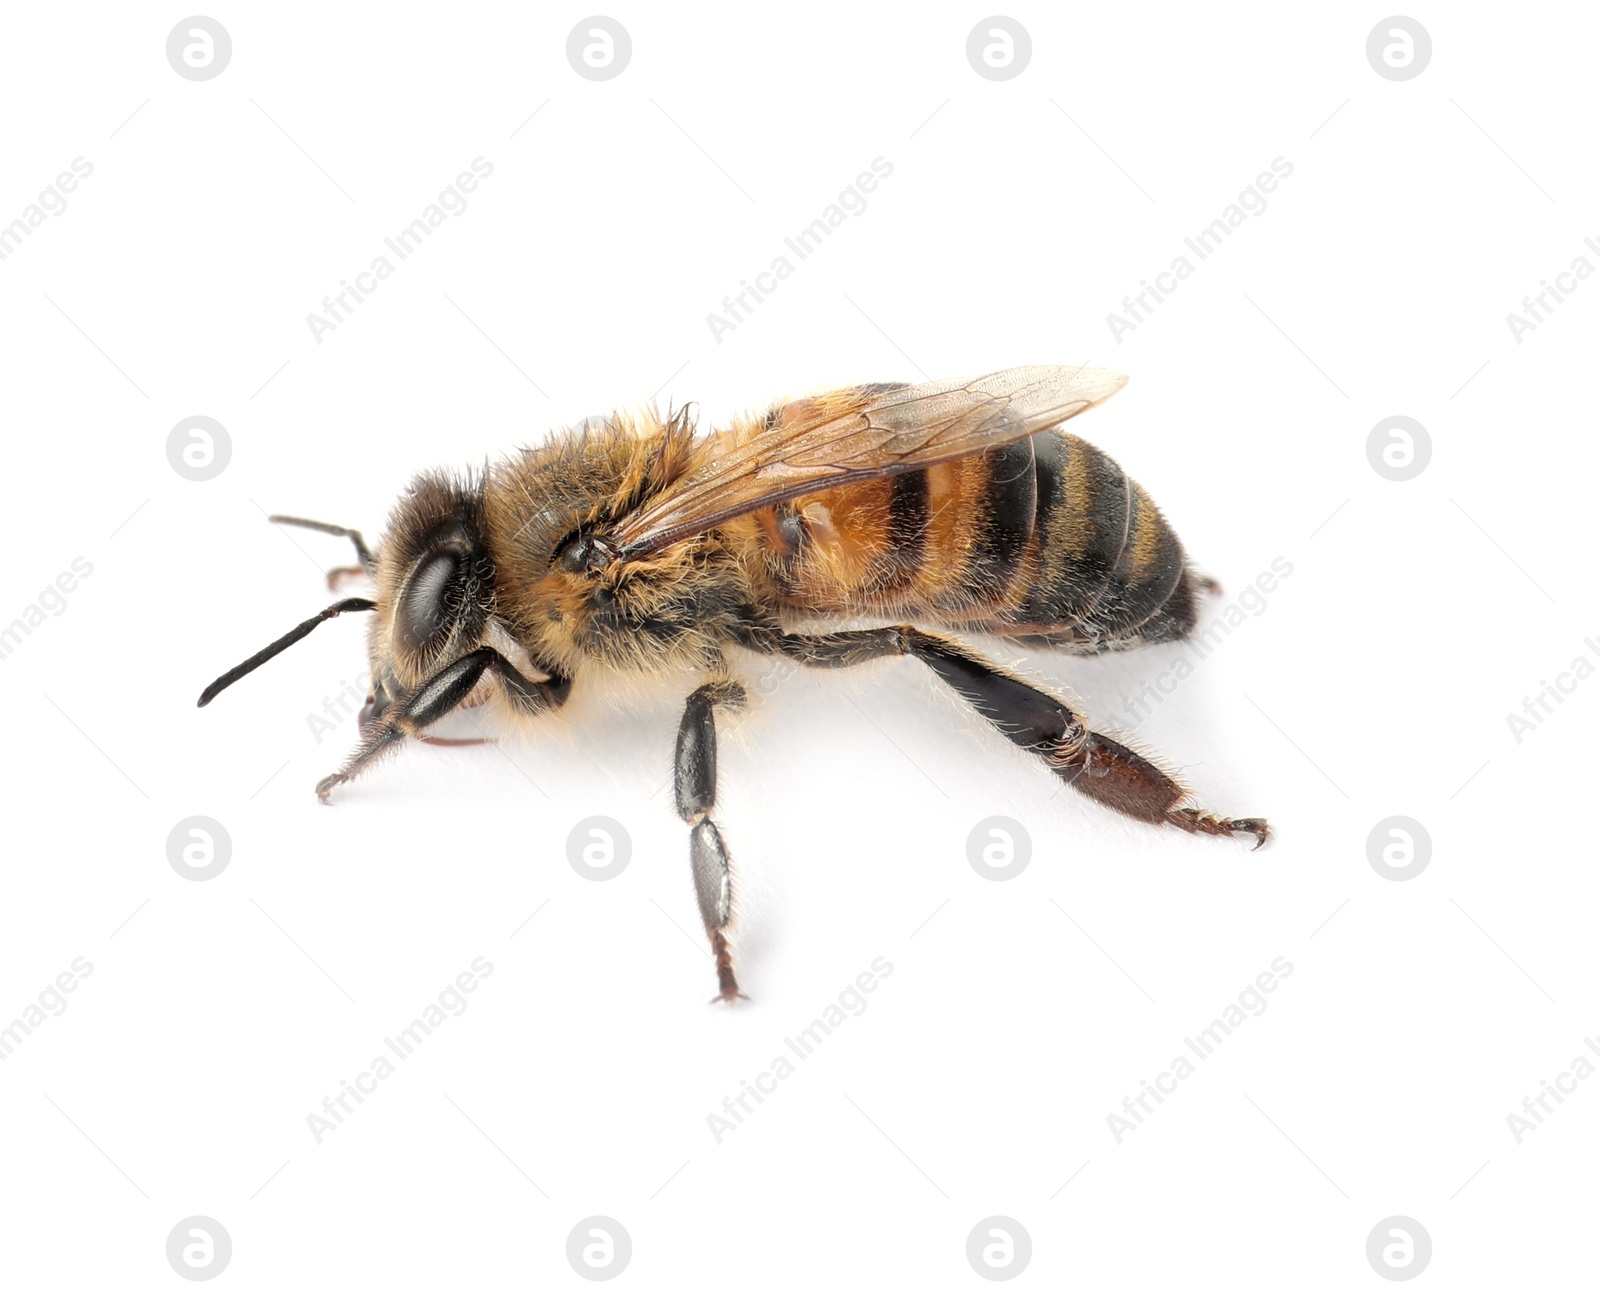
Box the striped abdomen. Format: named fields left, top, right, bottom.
left=738, top=430, right=1198, bottom=650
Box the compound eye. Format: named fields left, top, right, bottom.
left=396, top=550, right=463, bottom=657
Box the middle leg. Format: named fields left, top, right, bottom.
left=673, top=680, right=748, bottom=1002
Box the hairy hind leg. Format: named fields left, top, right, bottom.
left=757, top=625, right=1268, bottom=847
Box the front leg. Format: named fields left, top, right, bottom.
left=316, top=647, right=570, bottom=801
left=268, top=514, right=378, bottom=590
left=674, top=680, right=748, bottom=1002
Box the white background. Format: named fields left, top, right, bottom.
left=2, top=2, right=1596, bottom=1293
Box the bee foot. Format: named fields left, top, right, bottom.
left=1168, top=807, right=1270, bottom=850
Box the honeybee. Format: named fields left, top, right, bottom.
left=200, top=367, right=1268, bottom=1001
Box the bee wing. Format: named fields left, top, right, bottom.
left=610, top=365, right=1127, bottom=557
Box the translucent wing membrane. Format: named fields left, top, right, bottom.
left=610, top=365, right=1128, bottom=557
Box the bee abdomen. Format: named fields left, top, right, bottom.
left=766, top=441, right=1042, bottom=613
left=746, top=431, right=1194, bottom=649
left=1012, top=433, right=1193, bottom=645
left=945, top=436, right=1039, bottom=604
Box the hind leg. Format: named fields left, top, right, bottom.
left=317, top=647, right=570, bottom=801
left=755, top=625, right=1267, bottom=847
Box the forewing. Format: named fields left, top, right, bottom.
left=610, top=365, right=1127, bottom=557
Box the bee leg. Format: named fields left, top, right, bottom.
left=315, top=647, right=570, bottom=802
left=1050, top=733, right=1270, bottom=849
left=267, top=516, right=377, bottom=588
left=765, top=627, right=1268, bottom=849
left=418, top=693, right=496, bottom=746
left=324, top=565, right=368, bottom=592
left=674, top=681, right=749, bottom=1003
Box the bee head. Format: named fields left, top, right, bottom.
left=194, top=470, right=496, bottom=714
left=368, top=471, right=496, bottom=699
